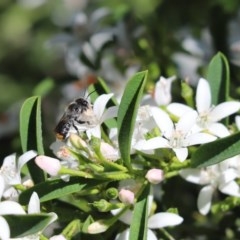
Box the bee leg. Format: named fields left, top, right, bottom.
left=72, top=122, right=79, bottom=132
left=76, top=120, right=90, bottom=125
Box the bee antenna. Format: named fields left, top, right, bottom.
left=86, top=89, right=97, bottom=99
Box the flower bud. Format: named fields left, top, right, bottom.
left=100, top=142, right=119, bottom=161
left=88, top=220, right=109, bottom=234
left=50, top=234, right=67, bottom=240
left=105, top=187, right=118, bottom=200
left=118, top=189, right=135, bottom=205
left=92, top=199, right=112, bottom=212
left=35, top=155, right=61, bottom=176
left=69, top=133, right=88, bottom=149
left=145, top=168, right=164, bottom=184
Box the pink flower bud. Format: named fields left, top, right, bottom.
left=145, top=168, right=164, bottom=184
left=100, top=142, right=119, bottom=161
left=35, top=155, right=61, bottom=176
left=118, top=189, right=135, bottom=205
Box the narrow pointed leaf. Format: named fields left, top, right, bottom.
left=4, top=214, right=54, bottom=237
left=191, top=131, right=240, bottom=168
left=117, top=71, right=148, bottom=170
left=207, top=52, right=229, bottom=105
left=20, top=96, right=45, bottom=183
left=19, top=177, right=107, bottom=205
left=129, top=184, right=150, bottom=240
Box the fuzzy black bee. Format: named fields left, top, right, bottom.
left=55, top=98, right=96, bottom=140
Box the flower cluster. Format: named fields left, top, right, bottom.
left=2, top=65, right=240, bottom=239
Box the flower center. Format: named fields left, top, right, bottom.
left=169, top=130, right=185, bottom=148
left=196, top=108, right=213, bottom=128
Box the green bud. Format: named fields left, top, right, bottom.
left=181, top=81, right=194, bottom=107
left=105, top=187, right=119, bottom=200
left=92, top=199, right=112, bottom=212
left=69, top=134, right=88, bottom=150
left=92, top=199, right=124, bottom=212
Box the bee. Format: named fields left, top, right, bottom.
left=55, top=97, right=96, bottom=140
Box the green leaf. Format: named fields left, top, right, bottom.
left=19, top=177, right=107, bottom=205
left=88, top=77, right=117, bottom=105
left=207, top=52, right=230, bottom=105
left=117, top=71, right=148, bottom=170
left=4, top=214, right=54, bottom=238
left=191, top=131, right=240, bottom=168
left=129, top=184, right=150, bottom=240
left=19, top=96, right=45, bottom=183
left=33, top=77, right=55, bottom=96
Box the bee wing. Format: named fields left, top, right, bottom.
left=54, top=113, right=71, bottom=133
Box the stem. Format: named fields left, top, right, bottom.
left=59, top=167, right=94, bottom=178
left=62, top=219, right=81, bottom=239
left=159, top=228, right=175, bottom=240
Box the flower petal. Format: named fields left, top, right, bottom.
left=0, top=216, right=10, bottom=240
left=0, top=175, right=5, bottom=200
left=93, top=93, right=114, bottom=119
left=173, top=148, right=188, bottom=162
left=176, top=110, right=197, bottom=133
left=147, top=229, right=158, bottom=240
left=151, top=107, right=174, bottom=138
left=219, top=181, right=240, bottom=197
left=18, top=150, right=37, bottom=171
left=210, top=102, right=240, bottom=122
left=111, top=209, right=133, bottom=225
left=86, top=125, right=101, bottom=139
left=196, top=78, right=211, bottom=113
left=179, top=169, right=203, bottom=184
left=148, top=212, right=183, bottom=229
left=235, top=115, right=240, bottom=130
left=208, top=123, right=230, bottom=138
left=28, top=192, right=40, bottom=214
left=0, top=201, right=25, bottom=215
left=154, top=76, right=176, bottom=106
left=134, top=137, right=169, bottom=151
left=1, top=154, right=16, bottom=169
left=167, top=103, right=193, bottom=117
left=197, top=185, right=214, bottom=215
left=102, top=106, right=118, bottom=122
left=115, top=228, right=130, bottom=240
left=185, top=133, right=216, bottom=146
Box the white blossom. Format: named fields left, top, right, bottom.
left=168, top=78, right=240, bottom=137
left=180, top=159, right=240, bottom=215
left=135, top=107, right=216, bottom=162
left=0, top=151, right=37, bottom=200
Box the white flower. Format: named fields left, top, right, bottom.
left=0, top=150, right=37, bottom=200
left=153, top=76, right=176, bottom=106
left=109, top=105, right=155, bottom=154
left=168, top=78, right=240, bottom=137
left=0, top=192, right=58, bottom=240
left=135, top=107, right=216, bottom=162
left=85, top=93, right=117, bottom=138
left=0, top=200, right=26, bottom=240
left=180, top=159, right=240, bottom=215
left=112, top=208, right=183, bottom=240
